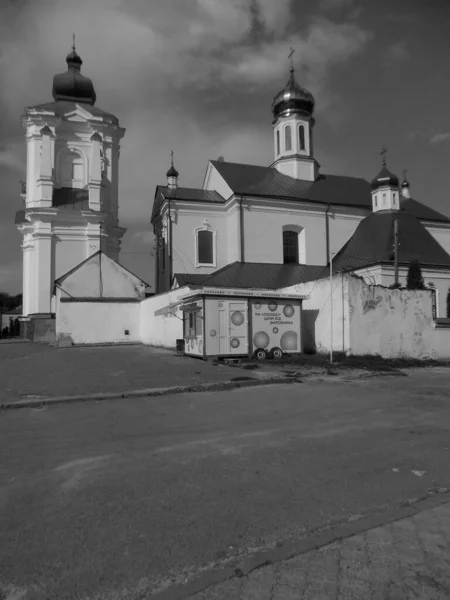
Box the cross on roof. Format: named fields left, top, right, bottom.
left=380, top=147, right=387, bottom=166
left=72, top=33, right=76, bottom=51
left=289, top=46, right=295, bottom=71
left=170, top=150, right=174, bottom=166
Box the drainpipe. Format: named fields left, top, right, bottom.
left=394, top=216, right=399, bottom=286
left=325, top=202, right=331, bottom=266
left=153, top=225, right=159, bottom=294
left=168, top=197, right=173, bottom=290
left=239, top=195, right=245, bottom=263
left=326, top=202, right=333, bottom=363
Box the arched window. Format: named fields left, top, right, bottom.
left=276, top=130, right=280, bottom=155
left=383, top=193, right=386, bottom=205
left=283, top=230, right=298, bottom=264
left=285, top=125, right=292, bottom=152
left=299, top=125, right=305, bottom=151
left=196, top=229, right=215, bottom=266
left=393, top=193, right=396, bottom=204
left=59, top=150, right=85, bottom=189
left=374, top=195, right=378, bottom=207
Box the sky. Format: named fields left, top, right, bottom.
left=1, top=0, right=450, bottom=293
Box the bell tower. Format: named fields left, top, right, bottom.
left=16, top=39, right=126, bottom=318
left=271, top=49, right=319, bottom=181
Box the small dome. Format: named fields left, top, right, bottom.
left=272, top=68, right=315, bottom=120
left=371, top=165, right=399, bottom=191
left=166, top=165, right=179, bottom=178
left=52, top=45, right=96, bottom=105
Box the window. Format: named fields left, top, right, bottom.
left=383, top=193, right=386, bottom=205
left=299, top=125, right=305, bottom=151
left=285, top=125, right=292, bottom=152
left=374, top=195, right=378, bottom=207
left=59, top=150, right=84, bottom=189
left=197, top=229, right=214, bottom=265
left=183, top=310, right=203, bottom=337
left=283, top=230, right=298, bottom=264
left=276, top=130, right=280, bottom=155
left=393, top=193, right=396, bottom=204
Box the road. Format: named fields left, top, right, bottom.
left=1, top=368, right=450, bottom=599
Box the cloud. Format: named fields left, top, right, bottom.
left=430, top=132, right=450, bottom=144
left=0, top=0, right=373, bottom=290
left=319, top=0, right=354, bottom=11
left=385, top=40, right=409, bottom=64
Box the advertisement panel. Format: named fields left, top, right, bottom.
left=251, top=298, right=300, bottom=354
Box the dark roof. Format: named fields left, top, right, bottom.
left=210, top=160, right=370, bottom=207
left=173, top=273, right=210, bottom=287
left=400, top=198, right=450, bottom=223
left=370, top=165, right=399, bottom=191
left=332, top=210, right=450, bottom=272
left=52, top=48, right=96, bottom=105
left=151, top=186, right=225, bottom=222
left=180, top=261, right=327, bottom=290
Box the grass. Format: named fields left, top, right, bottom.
left=242, top=353, right=443, bottom=373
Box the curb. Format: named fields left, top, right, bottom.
left=149, top=489, right=450, bottom=600
left=0, top=376, right=302, bottom=410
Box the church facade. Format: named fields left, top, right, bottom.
left=151, top=64, right=450, bottom=318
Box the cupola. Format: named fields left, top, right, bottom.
left=166, top=151, right=178, bottom=190
left=371, top=149, right=400, bottom=212
left=401, top=170, right=411, bottom=199
left=52, top=36, right=97, bottom=105
left=270, top=49, right=319, bottom=182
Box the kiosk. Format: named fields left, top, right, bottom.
left=180, top=287, right=306, bottom=360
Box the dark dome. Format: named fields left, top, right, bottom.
left=52, top=47, right=96, bottom=105
left=370, top=165, right=399, bottom=191
left=272, top=68, right=315, bottom=120
left=166, top=165, right=179, bottom=178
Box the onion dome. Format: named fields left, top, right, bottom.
left=401, top=169, right=409, bottom=189
left=166, top=164, right=179, bottom=178
left=370, top=151, right=399, bottom=191
left=272, top=66, right=315, bottom=120
left=52, top=39, right=96, bottom=105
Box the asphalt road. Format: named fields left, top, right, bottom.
left=1, top=368, right=450, bottom=600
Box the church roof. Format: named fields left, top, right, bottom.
left=332, top=210, right=450, bottom=273
left=151, top=160, right=450, bottom=224
left=174, top=261, right=327, bottom=290
left=210, top=160, right=450, bottom=222
left=151, top=186, right=225, bottom=222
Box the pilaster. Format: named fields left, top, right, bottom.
left=36, top=126, right=54, bottom=207
left=32, top=223, right=53, bottom=315
left=89, top=132, right=103, bottom=211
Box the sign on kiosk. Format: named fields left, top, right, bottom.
left=251, top=298, right=300, bottom=356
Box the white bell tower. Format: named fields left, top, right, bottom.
left=16, top=40, right=126, bottom=319
left=370, top=149, right=400, bottom=213
left=271, top=50, right=319, bottom=181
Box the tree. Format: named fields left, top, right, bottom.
left=406, top=260, right=425, bottom=290
left=0, top=293, right=22, bottom=312
left=447, top=288, right=450, bottom=318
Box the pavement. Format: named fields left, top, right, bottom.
left=0, top=343, right=278, bottom=406
left=184, top=496, right=450, bottom=600
left=1, top=370, right=450, bottom=600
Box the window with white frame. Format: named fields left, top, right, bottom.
left=276, top=130, right=280, bottom=155
left=196, top=228, right=215, bottom=266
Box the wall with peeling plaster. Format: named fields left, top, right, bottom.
left=282, top=273, right=450, bottom=359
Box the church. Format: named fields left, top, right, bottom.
left=151, top=60, right=450, bottom=318
left=14, top=42, right=450, bottom=355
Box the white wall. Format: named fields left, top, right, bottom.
left=280, top=275, right=350, bottom=354
left=58, top=252, right=146, bottom=299
left=140, top=287, right=190, bottom=347
left=56, top=297, right=140, bottom=345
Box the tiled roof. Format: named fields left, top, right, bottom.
left=332, top=209, right=450, bottom=272
left=211, top=160, right=450, bottom=223
left=151, top=186, right=225, bottom=222
left=180, top=261, right=327, bottom=290
left=210, top=160, right=370, bottom=207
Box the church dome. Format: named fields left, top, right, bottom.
left=272, top=67, right=315, bottom=120
left=370, top=164, right=399, bottom=191
left=166, top=165, right=179, bottom=178
left=52, top=43, right=96, bottom=105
